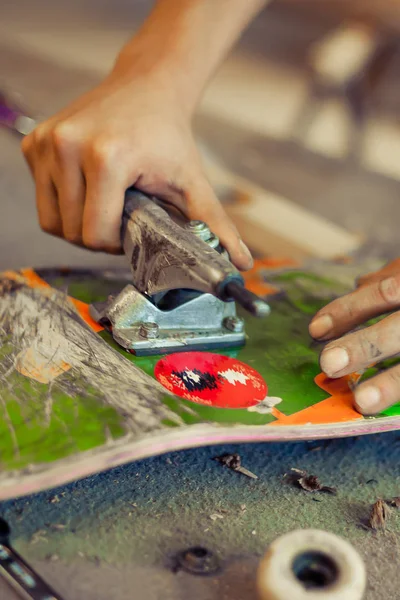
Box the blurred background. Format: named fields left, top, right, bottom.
left=1, top=0, right=400, bottom=268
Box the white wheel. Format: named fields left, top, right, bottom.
left=257, top=529, right=366, bottom=600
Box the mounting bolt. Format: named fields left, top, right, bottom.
left=186, top=220, right=220, bottom=248
left=174, top=546, right=221, bottom=576
left=186, top=220, right=210, bottom=235
left=139, top=322, right=159, bottom=339
left=223, top=316, right=244, bottom=333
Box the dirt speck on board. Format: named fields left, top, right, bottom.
left=385, top=497, right=400, bottom=509
left=214, top=453, right=241, bottom=470
left=49, top=495, right=61, bottom=504
left=367, top=499, right=390, bottom=531
left=285, top=468, right=337, bottom=494
left=47, top=554, right=59, bottom=562
left=30, top=530, right=47, bottom=545
left=210, top=513, right=224, bottom=521
left=50, top=523, right=66, bottom=531
left=214, top=454, right=258, bottom=479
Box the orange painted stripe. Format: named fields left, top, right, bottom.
left=271, top=407, right=287, bottom=420
left=20, top=267, right=51, bottom=289
left=6, top=268, right=103, bottom=333
left=271, top=373, right=362, bottom=426
left=254, top=258, right=299, bottom=269
left=244, top=277, right=278, bottom=297
left=243, top=257, right=299, bottom=298
left=71, top=298, right=103, bottom=332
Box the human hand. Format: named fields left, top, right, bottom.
left=21, top=61, right=253, bottom=270
left=309, top=259, right=400, bottom=415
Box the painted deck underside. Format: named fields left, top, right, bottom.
left=0, top=259, right=399, bottom=499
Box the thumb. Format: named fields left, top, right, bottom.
left=184, top=173, right=253, bottom=271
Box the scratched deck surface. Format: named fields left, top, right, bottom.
left=1, top=259, right=400, bottom=500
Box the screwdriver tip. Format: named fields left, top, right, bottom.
left=224, top=281, right=270, bottom=318
left=253, top=300, right=271, bottom=318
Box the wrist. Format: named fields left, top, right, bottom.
left=112, top=39, right=202, bottom=119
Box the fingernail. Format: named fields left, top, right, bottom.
left=239, top=240, right=253, bottom=267
left=380, top=276, right=400, bottom=303
left=320, top=346, right=349, bottom=376
left=309, top=314, right=333, bottom=339
left=355, top=386, right=381, bottom=413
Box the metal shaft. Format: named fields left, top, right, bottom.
left=224, top=281, right=270, bottom=318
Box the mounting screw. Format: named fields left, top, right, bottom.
left=174, top=546, right=221, bottom=576
left=186, top=220, right=210, bottom=234
left=139, top=322, right=159, bottom=339
left=186, top=220, right=220, bottom=248
left=223, top=316, right=244, bottom=333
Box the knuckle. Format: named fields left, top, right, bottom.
left=82, top=230, right=103, bottom=251
left=359, top=334, right=381, bottom=363
left=386, top=367, right=400, bottom=387
left=82, top=229, right=120, bottom=253
left=39, top=217, right=60, bottom=236
left=378, top=274, right=400, bottom=304
left=329, top=295, right=355, bottom=323
left=51, top=123, right=77, bottom=154
left=21, top=134, right=33, bottom=155
left=382, top=367, right=400, bottom=402
left=33, top=126, right=51, bottom=154
left=89, top=136, right=118, bottom=168
left=64, top=231, right=82, bottom=245
left=377, top=366, right=400, bottom=405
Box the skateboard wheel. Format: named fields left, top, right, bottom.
left=257, top=529, right=366, bottom=600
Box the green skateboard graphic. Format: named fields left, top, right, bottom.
left=1, top=258, right=399, bottom=501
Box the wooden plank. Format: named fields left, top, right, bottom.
left=308, top=21, right=383, bottom=88
left=206, top=162, right=363, bottom=260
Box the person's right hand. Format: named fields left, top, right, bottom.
left=21, top=59, right=253, bottom=271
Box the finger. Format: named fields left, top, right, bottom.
left=21, top=134, right=35, bottom=175
left=353, top=362, right=400, bottom=415
left=184, top=175, right=253, bottom=271
left=357, top=259, right=400, bottom=288
left=320, top=311, right=400, bottom=378
left=54, top=167, right=86, bottom=245
left=82, top=142, right=127, bottom=253
left=35, top=167, right=63, bottom=237
left=309, top=272, right=400, bottom=341
left=49, top=123, right=86, bottom=244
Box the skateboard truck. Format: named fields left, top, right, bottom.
left=90, top=188, right=270, bottom=355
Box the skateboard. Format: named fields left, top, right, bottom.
left=1, top=254, right=399, bottom=501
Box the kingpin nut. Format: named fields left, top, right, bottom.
left=139, top=322, right=159, bottom=339
left=186, top=220, right=210, bottom=235
left=223, top=316, right=245, bottom=333
left=186, top=221, right=220, bottom=248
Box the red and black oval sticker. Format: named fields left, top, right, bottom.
left=155, top=352, right=267, bottom=409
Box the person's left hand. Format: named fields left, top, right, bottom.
left=309, top=259, right=400, bottom=415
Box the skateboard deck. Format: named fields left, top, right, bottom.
left=1, top=258, right=399, bottom=500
